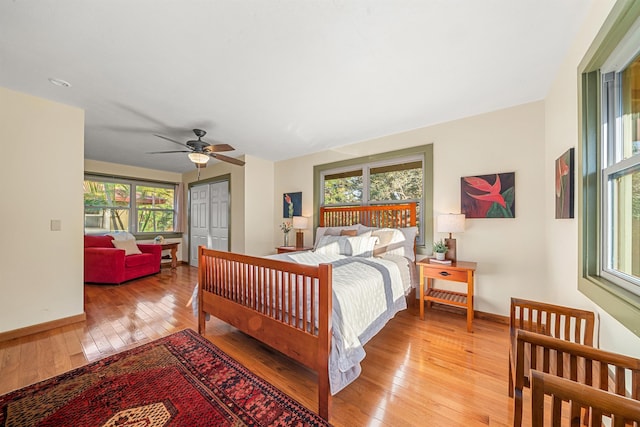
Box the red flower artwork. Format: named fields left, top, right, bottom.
left=461, top=173, right=515, bottom=218
left=555, top=148, right=574, bottom=218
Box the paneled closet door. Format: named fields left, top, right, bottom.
left=189, top=180, right=229, bottom=267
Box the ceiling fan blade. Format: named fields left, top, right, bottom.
left=154, top=134, right=192, bottom=150
left=147, top=150, right=191, bottom=154
left=210, top=153, right=245, bottom=166
left=204, top=143, right=234, bottom=153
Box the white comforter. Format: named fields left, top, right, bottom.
left=269, top=251, right=414, bottom=394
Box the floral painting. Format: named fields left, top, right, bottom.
left=461, top=172, right=515, bottom=218
left=555, top=148, right=574, bottom=219
left=283, top=192, right=302, bottom=218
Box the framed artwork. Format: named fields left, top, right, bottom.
left=283, top=192, right=302, bottom=218
left=555, top=148, right=574, bottom=219
left=461, top=172, right=515, bottom=218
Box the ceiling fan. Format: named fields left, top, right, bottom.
left=149, top=129, right=245, bottom=167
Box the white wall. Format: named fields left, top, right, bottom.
left=545, top=0, right=640, bottom=357
left=243, top=155, right=275, bottom=256
left=0, top=87, right=85, bottom=332
left=275, top=102, right=547, bottom=315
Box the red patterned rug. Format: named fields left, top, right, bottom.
left=0, top=329, right=330, bottom=426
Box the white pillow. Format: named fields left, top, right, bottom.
left=314, top=235, right=346, bottom=256
left=112, top=239, right=142, bottom=255
left=314, top=231, right=378, bottom=257
left=314, top=224, right=367, bottom=249
left=350, top=234, right=379, bottom=257
left=370, top=226, right=418, bottom=261
left=107, top=232, right=136, bottom=241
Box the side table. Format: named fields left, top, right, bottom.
left=417, top=259, right=477, bottom=332
left=159, top=242, right=180, bottom=269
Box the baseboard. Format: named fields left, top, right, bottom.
left=475, top=310, right=509, bottom=325
left=0, top=313, right=86, bottom=343
left=429, top=303, right=509, bottom=325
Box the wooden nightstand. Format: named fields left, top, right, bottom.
left=416, top=258, right=477, bottom=332
left=276, top=246, right=313, bottom=254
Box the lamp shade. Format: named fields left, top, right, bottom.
left=188, top=152, right=210, bottom=164
left=292, top=216, right=308, bottom=230
left=437, top=214, right=465, bottom=233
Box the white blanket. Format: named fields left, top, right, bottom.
left=270, top=251, right=413, bottom=394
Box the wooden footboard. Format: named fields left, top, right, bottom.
left=197, top=246, right=333, bottom=420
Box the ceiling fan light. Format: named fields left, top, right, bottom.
left=188, top=152, right=210, bottom=164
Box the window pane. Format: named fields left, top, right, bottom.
left=369, top=161, right=422, bottom=202
left=607, top=166, right=640, bottom=282
left=136, top=185, right=175, bottom=233
left=83, top=180, right=130, bottom=207
left=137, top=210, right=174, bottom=233
left=621, top=55, right=640, bottom=159
left=84, top=180, right=131, bottom=234
left=84, top=208, right=130, bottom=233
left=323, top=170, right=363, bottom=205
left=136, top=186, right=174, bottom=209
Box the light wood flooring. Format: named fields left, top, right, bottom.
left=0, top=265, right=528, bottom=426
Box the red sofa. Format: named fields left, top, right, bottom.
left=84, top=235, right=162, bottom=284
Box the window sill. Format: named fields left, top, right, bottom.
left=132, top=232, right=183, bottom=240
left=578, top=275, right=640, bottom=338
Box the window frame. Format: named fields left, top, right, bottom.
left=313, top=144, right=433, bottom=251
left=600, top=59, right=640, bottom=292
left=578, top=0, right=640, bottom=337
left=84, top=174, right=181, bottom=238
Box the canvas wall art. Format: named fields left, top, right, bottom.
left=461, top=172, right=515, bottom=218
left=283, top=192, right=302, bottom=218
left=555, top=148, right=574, bottom=219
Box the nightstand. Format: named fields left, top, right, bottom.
left=416, top=258, right=477, bottom=332
left=276, top=246, right=313, bottom=254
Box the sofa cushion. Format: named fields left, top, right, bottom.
left=84, top=235, right=114, bottom=248
left=112, top=239, right=142, bottom=255
left=124, top=253, right=154, bottom=268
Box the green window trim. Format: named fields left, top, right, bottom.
left=578, top=0, right=640, bottom=337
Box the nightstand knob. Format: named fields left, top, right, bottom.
left=439, top=271, right=451, bottom=276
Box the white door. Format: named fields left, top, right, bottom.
left=189, top=180, right=230, bottom=267
left=209, top=181, right=229, bottom=251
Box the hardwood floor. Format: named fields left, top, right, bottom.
left=0, top=265, right=526, bottom=426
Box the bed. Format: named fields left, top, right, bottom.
left=197, top=203, right=417, bottom=420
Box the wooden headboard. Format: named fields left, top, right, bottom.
left=319, top=203, right=417, bottom=228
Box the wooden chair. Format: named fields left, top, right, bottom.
left=509, top=298, right=596, bottom=426
left=514, top=330, right=640, bottom=426
left=509, top=298, right=596, bottom=392
left=531, top=370, right=640, bottom=426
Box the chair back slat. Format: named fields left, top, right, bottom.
left=531, top=370, right=640, bottom=427
left=510, top=298, right=595, bottom=346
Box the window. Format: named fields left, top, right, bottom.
left=319, top=154, right=427, bottom=244
left=84, top=176, right=177, bottom=235
left=600, top=28, right=640, bottom=292
left=579, top=0, right=640, bottom=336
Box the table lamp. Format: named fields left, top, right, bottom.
left=437, top=214, right=465, bottom=262
left=292, top=216, right=308, bottom=248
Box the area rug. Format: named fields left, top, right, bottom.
left=0, top=329, right=329, bottom=427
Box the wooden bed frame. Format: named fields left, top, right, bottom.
left=197, top=203, right=417, bottom=420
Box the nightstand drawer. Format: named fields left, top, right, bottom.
left=421, top=267, right=468, bottom=282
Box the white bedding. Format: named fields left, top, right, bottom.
left=268, top=250, right=414, bottom=394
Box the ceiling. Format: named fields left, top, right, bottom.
left=0, top=1, right=593, bottom=173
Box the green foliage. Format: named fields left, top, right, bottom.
left=324, top=176, right=363, bottom=204
left=323, top=167, right=422, bottom=205
left=487, top=187, right=515, bottom=218
left=369, top=168, right=422, bottom=201
left=84, top=179, right=175, bottom=233
left=433, top=239, right=448, bottom=253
